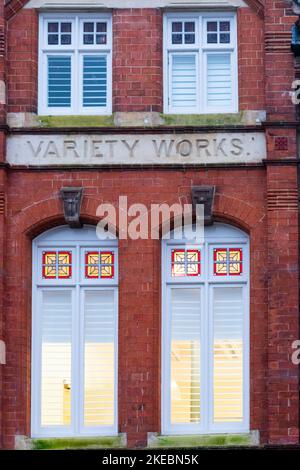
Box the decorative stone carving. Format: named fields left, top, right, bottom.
left=191, top=186, right=216, bottom=226
left=60, top=187, right=83, bottom=228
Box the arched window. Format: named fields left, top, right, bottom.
left=162, top=223, right=249, bottom=434
left=31, top=226, right=118, bottom=437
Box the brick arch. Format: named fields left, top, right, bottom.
left=13, top=195, right=107, bottom=237
left=5, top=0, right=265, bottom=21
left=213, top=191, right=266, bottom=233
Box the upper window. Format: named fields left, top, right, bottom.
left=164, top=13, right=238, bottom=114
left=39, top=13, right=112, bottom=115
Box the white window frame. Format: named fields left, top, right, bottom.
left=31, top=225, right=118, bottom=438
left=39, top=13, right=112, bottom=116
left=163, top=12, right=238, bottom=114
left=161, top=223, right=249, bottom=435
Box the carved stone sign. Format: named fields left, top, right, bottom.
left=7, top=132, right=266, bottom=166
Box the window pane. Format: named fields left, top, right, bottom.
left=207, top=33, right=218, bottom=44
left=220, top=21, right=230, bottom=32
left=207, top=21, right=217, bottom=32
left=48, top=34, right=59, bottom=45
left=84, top=22, right=94, bottom=32
left=61, top=22, right=72, bottom=33
left=83, top=55, right=107, bottom=107
left=172, top=22, right=182, bottom=32
left=213, top=287, right=243, bottom=423
left=220, top=33, right=230, bottom=44
left=172, top=34, right=182, bottom=45
left=48, top=22, right=58, bottom=33
left=206, top=53, right=232, bottom=108
left=61, top=34, right=71, bottom=45
left=185, top=22, right=195, bottom=32
left=84, top=34, right=94, bottom=45
left=97, top=22, right=107, bottom=33
left=96, top=34, right=107, bottom=45
left=171, top=54, right=197, bottom=109
left=41, top=290, right=72, bottom=427
left=48, top=56, right=71, bottom=108
left=84, top=290, right=115, bottom=427
left=170, top=289, right=201, bottom=425
left=185, top=34, right=195, bottom=44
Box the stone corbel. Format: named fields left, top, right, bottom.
left=60, top=187, right=83, bottom=229
left=192, top=186, right=216, bottom=226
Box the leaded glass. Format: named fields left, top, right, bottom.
left=42, top=251, right=72, bottom=279
left=172, top=249, right=201, bottom=277
left=214, top=248, right=243, bottom=276
left=85, top=251, right=114, bottom=279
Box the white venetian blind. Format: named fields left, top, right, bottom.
left=170, top=288, right=201, bottom=425
left=41, top=290, right=72, bottom=427
left=170, top=54, right=197, bottom=110
left=213, top=287, right=244, bottom=423
left=206, top=53, right=232, bottom=109
left=84, top=289, right=115, bottom=427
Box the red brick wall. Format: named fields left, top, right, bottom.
left=7, top=9, right=38, bottom=114
left=265, top=1, right=297, bottom=121
left=238, top=8, right=265, bottom=111
left=6, top=7, right=266, bottom=114
left=1, top=167, right=268, bottom=448
left=113, top=9, right=163, bottom=113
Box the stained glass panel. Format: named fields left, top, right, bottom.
left=85, top=251, right=114, bottom=279
left=214, top=248, right=243, bottom=276
left=172, top=249, right=201, bottom=277
left=42, top=251, right=72, bottom=279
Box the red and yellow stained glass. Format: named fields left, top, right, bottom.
left=214, top=248, right=243, bottom=276
left=42, top=251, right=72, bottom=279
left=85, top=251, right=114, bottom=279
left=172, top=249, right=201, bottom=277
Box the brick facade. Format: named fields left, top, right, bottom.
left=0, top=0, right=299, bottom=450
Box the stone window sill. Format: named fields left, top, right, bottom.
left=15, top=434, right=127, bottom=450
left=147, top=431, right=260, bottom=448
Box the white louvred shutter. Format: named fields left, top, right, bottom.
left=47, top=55, right=72, bottom=108
left=170, top=53, right=198, bottom=112
left=206, top=53, right=232, bottom=110
left=40, top=289, right=73, bottom=427
left=83, top=289, right=115, bottom=427
left=170, top=288, right=201, bottom=425
left=212, top=286, right=244, bottom=423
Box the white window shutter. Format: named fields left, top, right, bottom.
left=48, top=56, right=72, bottom=108
left=170, top=54, right=198, bottom=112
left=170, top=288, right=201, bottom=425
left=40, top=290, right=73, bottom=427
left=82, top=55, right=107, bottom=108
left=212, top=287, right=244, bottom=423
left=83, top=289, right=116, bottom=427
left=206, top=53, right=232, bottom=110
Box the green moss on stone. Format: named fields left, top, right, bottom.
left=32, top=436, right=124, bottom=450
left=38, top=115, right=115, bottom=128
left=160, top=113, right=244, bottom=127
left=148, top=433, right=256, bottom=448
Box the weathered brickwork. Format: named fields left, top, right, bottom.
left=0, top=0, right=299, bottom=450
